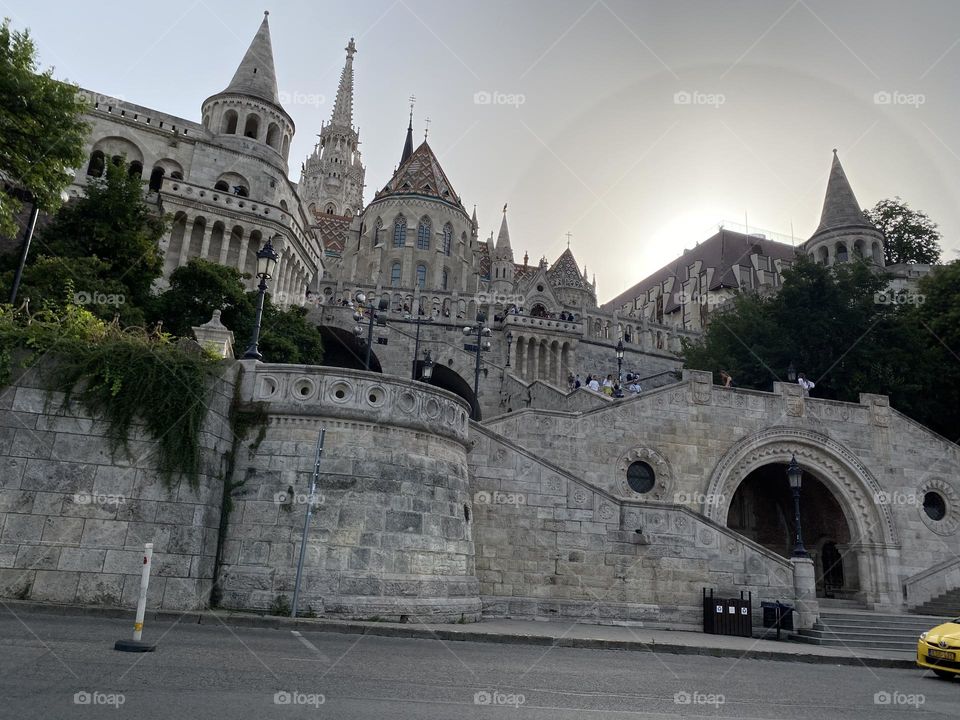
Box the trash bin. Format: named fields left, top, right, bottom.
left=760, top=600, right=794, bottom=639
left=702, top=588, right=752, bottom=637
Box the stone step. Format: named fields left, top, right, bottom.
left=910, top=588, right=960, bottom=616
left=807, top=627, right=924, bottom=642
left=820, top=610, right=949, bottom=624
left=791, top=633, right=917, bottom=651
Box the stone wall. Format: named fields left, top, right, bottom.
left=216, top=362, right=480, bottom=621
left=0, top=363, right=236, bottom=610
left=468, top=425, right=795, bottom=628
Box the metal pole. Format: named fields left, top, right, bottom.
left=473, top=322, right=482, bottom=396
left=9, top=201, right=39, bottom=305
left=791, top=486, right=808, bottom=557
left=243, top=277, right=268, bottom=360
left=292, top=428, right=325, bottom=618
left=133, top=543, right=153, bottom=641
left=364, top=310, right=374, bottom=370
left=412, top=315, right=421, bottom=380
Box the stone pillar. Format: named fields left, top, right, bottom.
left=178, top=214, right=194, bottom=267
left=791, top=557, right=819, bottom=630
left=199, top=222, right=214, bottom=260
left=192, top=310, right=235, bottom=359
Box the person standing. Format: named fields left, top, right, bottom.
left=720, top=370, right=734, bottom=388
left=797, top=373, right=815, bottom=396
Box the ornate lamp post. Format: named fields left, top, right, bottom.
left=506, top=331, right=514, bottom=367
left=615, top=338, right=625, bottom=398
left=787, top=361, right=797, bottom=383
left=409, top=308, right=433, bottom=380
left=353, top=291, right=387, bottom=371
left=9, top=188, right=70, bottom=305
left=242, top=239, right=280, bottom=360
left=787, top=454, right=809, bottom=558
left=421, top=350, right=435, bottom=382
left=463, top=312, right=491, bottom=397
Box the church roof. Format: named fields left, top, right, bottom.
left=495, top=212, right=511, bottom=252
left=217, top=12, right=281, bottom=107
left=809, top=150, right=878, bottom=241
left=477, top=238, right=491, bottom=280
left=373, top=140, right=466, bottom=212
left=314, top=213, right=352, bottom=255
left=329, top=38, right=356, bottom=128
left=547, top=248, right=589, bottom=289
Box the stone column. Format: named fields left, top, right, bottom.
left=199, top=222, right=214, bottom=260
left=178, top=214, right=194, bottom=267
left=791, top=557, right=819, bottom=630
left=236, top=235, right=250, bottom=275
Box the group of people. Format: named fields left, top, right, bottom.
left=719, top=370, right=816, bottom=396
left=567, top=372, right=643, bottom=397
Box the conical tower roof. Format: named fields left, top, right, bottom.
left=329, top=38, right=356, bottom=128
left=400, top=107, right=414, bottom=166
left=495, top=208, right=512, bottom=252
left=373, top=140, right=465, bottom=213
left=810, top=150, right=876, bottom=239
left=218, top=12, right=281, bottom=106
left=548, top=248, right=589, bottom=289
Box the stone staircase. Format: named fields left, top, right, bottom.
left=909, top=589, right=960, bottom=618
left=793, top=602, right=951, bottom=653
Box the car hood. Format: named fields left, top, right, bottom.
left=926, top=621, right=960, bottom=642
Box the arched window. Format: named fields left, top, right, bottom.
left=441, top=268, right=449, bottom=290
left=373, top=217, right=383, bottom=247
left=234, top=185, right=249, bottom=197
left=127, top=161, right=143, bottom=178
left=417, top=218, right=431, bottom=250
left=416, top=264, right=427, bottom=289
left=391, top=262, right=402, bottom=287
left=280, top=200, right=288, bottom=211
left=393, top=216, right=407, bottom=247
left=243, top=113, right=260, bottom=139
left=281, top=134, right=290, bottom=158
left=214, top=180, right=230, bottom=192
left=222, top=109, right=238, bottom=134
left=835, top=242, right=848, bottom=263
left=265, top=122, right=280, bottom=149
left=325, top=204, right=336, bottom=215
left=442, top=224, right=452, bottom=256
left=170, top=171, right=183, bottom=180
left=148, top=166, right=165, bottom=191
left=86, top=151, right=105, bottom=177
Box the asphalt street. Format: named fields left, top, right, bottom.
left=0, top=607, right=955, bottom=719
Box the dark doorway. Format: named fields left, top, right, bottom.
left=318, top=326, right=382, bottom=373
left=414, top=360, right=481, bottom=420
left=821, top=541, right=844, bottom=598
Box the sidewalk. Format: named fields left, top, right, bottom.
left=1, top=600, right=917, bottom=669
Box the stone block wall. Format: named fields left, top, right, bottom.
left=0, top=363, right=236, bottom=610
left=216, top=362, right=481, bottom=622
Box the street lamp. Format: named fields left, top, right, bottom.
left=506, top=331, right=514, bottom=367
left=786, top=454, right=808, bottom=558
left=242, top=239, right=280, bottom=360
left=787, top=361, right=797, bottom=383
left=463, top=311, right=491, bottom=397
left=9, top=188, right=70, bottom=305
left=615, top=338, right=625, bottom=398
left=353, top=291, right=387, bottom=371
left=409, top=307, right=433, bottom=380
left=421, top=350, right=435, bottom=382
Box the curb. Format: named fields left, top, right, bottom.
left=0, top=600, right=916, bottom=669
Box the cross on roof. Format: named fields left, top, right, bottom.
left=565, top=231, right=573, bottom=248
left=424, top=117, right=431, bottom=140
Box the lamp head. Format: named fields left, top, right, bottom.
left=786, top=454, right=802, bottom=489
left=255, top=240, right=280, bottom=279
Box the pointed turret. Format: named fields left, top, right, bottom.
left=220, top=11, right=280, bottom=106
left=495, top=206, right=512, bottom=254
left=401, top=104, right=415, bottom=166
left=805, top=150, right=884, bottom=266
left=330, top=38, right=356, bottom=128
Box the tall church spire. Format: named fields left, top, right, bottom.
left=495, top=205, right=512, bottom=253
left=329, top=38, right=356, bottom=128
left=220, top=11, right=280, bottom=106
left=401, top=98, right=415, bottom=166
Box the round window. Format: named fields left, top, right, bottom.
left=923, top=491, right=946, bottom=521
left=626, top=461, right=655, bottom=494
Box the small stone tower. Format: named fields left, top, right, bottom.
left=200, top=11, right=294, bottom=174
left=491, top=206, right=515, bottom=293
left=299, top=38, right=366, bottom=219
left=805, top=150, right=885, bottom=266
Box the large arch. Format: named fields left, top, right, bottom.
left=703, top=426, right=901, bottom=607
left=415, top=361, right=480, bottom=420
left=317, top=326, right=382, bottom=373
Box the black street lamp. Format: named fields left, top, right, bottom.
left=409, top=308, right=433, bottom=380
left=421, top=350, right=435, bottom=382
left=463, top=312, right=491, bottom=397
left=9, top=188, right=69, bottom=305
left=787, top=361, right=797, bottom=383
left=353, top=291, right=387, bottom=371
left=787, top=454, right=808, bottom=558
left=242, top=239, right=280, bottom=360
left=506, top=331, right=514, bottom=367
left=615, top=338, right=625, bottom=398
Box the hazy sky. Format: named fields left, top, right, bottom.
left=11, top=0, right=960, bottom=300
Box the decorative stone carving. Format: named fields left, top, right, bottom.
left=615, top=446, right=674, bottom=502
left=919, top=478, right=960, bottom=536
left=783, top=384, right=803, bottom=417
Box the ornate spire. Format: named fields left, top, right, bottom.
left=401, top=96, right=415, bottom=165
left=812, top=149, right=874, bottom=237
left=219, top=12, right=280, bottom=106
left=495, top=205, right=512, bottom=253
left=329, top=38, right=356, bottom=128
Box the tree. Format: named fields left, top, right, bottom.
left=17, top=160, right=166, bottom=321
left=0, top=19, right=89, bottom=238
left=865, top=197, right=942, bottom=266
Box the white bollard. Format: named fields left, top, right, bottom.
left=133, top=543, right=153, bottom=641
left=114, top=542, right=157, bottom=653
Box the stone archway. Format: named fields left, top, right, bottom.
left=703, top=427, right=901, bottom=609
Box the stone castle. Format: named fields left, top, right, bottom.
left=1, top=12, right=957, bottom=630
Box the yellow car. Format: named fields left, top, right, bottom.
left=917, top=618, right=960, bottom=679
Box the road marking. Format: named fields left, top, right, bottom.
left=291, top=630, right=332, bottom=663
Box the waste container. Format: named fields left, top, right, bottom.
left=760, top=600, right=794, bottom=639
left=702, top=588, right=752, bottom=637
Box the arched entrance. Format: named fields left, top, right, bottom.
left=703, top=428, right=901, bottom=609
left=414, top=361, right=480, bottom=420
left=318, top=326, right=383, bottom=373
left=726, top=463, right=859, bottom=599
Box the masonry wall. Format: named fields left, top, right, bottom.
left=0, top=362, right=236, bottom=610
